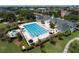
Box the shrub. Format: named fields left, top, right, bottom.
left=56, top=32, right=63, bottom=40
left=17, top=33, right=23, bottom=42
left=35, top=38, right=49, bottom=46
left=0, top=28, right=5, bottom=39
left=63, top=30, right=71, bottom=37
left=48, top=35, right=57, bottom=45
left=41, top=48, right=47, bottom=53
left=26, top=46, right=34, bottom=51
left=41, top=20, right=45, bottom=24
left=49, top=21, right=55, bottom=29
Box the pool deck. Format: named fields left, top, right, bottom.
left=18, top=22, right=54, bottom=45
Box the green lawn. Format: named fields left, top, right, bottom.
left=26, top=31, right=79, bottom=53
left=0, top=40, right=22, bottom=53
left=0, top=23, right=9, bottom=32
left=0, top=23, right=7, bottom=28
left=27, top=47, right=41, bottom=53
left=68, top=40, right=79, bottom=53
left=0, top=22, right=79, bottom=53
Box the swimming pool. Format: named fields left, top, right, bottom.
left=24, top=23, right=48, bottom=38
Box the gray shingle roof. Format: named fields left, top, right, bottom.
left=36, top=15, right=51, bottom=21
left=36, top=15, right=76, bottom=32
left=51, top=18, right=76, bottom=32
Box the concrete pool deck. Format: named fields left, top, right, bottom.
left=18, top=22, right=52, bottom=45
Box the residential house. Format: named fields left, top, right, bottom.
left=50, top=18, right=76, bottom=32
left=36, top=14, right=76, bottom=33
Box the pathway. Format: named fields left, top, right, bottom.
left=63, top=37, right=79, bottom=53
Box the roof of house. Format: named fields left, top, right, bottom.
left=36, top=15, right=76, bottom=32
left=36, top=15, right=51, bottom=21
left=50, top=18, right=76, bottom=32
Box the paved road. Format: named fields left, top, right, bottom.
left=63, top=37, right=79, bottom=53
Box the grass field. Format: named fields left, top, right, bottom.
left=0, top=41, right=22, bottom=53
left=0, top=23, right=7, bottom=28
left=0, top=22, right=79, bottom=53
left=68, top=40, right=79, bottom=53
left=26, top=31, right=79, bottom=53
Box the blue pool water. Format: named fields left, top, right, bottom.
left=24, top=23, right=48, bottom=38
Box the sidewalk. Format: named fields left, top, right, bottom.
left=63, top=37, right=79, bottom=53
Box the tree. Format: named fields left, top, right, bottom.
left=64, top=10, right=79, bottom=22
left=39, top=41, right=45, bottom=53
left=63, top=29, right=71, bottom=37
left=56, top=32, right=63, bottom=40
left=64, top=14, right=79, bottom=21
left=37, top=39, right=45, bottom=52
left=49, top=21, right=55, bottom=29
left=7, top=37, right=13, bottom=43
left=10, top=23, right=18, bottom=29
left=4, top=12, right=16, bottom=23
left=27, top=14, right=36, bottom=22
left=52, top=10, right=61, bottom=17
left=41, top=11, right=53, bottom=16
left=48, top=35, right=57, bottom=45
left=0, top=28, right=5, bottom=39
left=17, top=16, right=25, bottom=21
left=15, top=9, right=34, bottom=19
left=6, top=24, right=11, bottom=30
left=17, top=33, right=23, bottom=42
left=0, top=12, right=5, bottom=18
left=0, top=28, right=9, bottom=41
left=15, top=9, right=36, bottom=22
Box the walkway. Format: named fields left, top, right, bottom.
left=63, top=37, right=79, bottom=53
